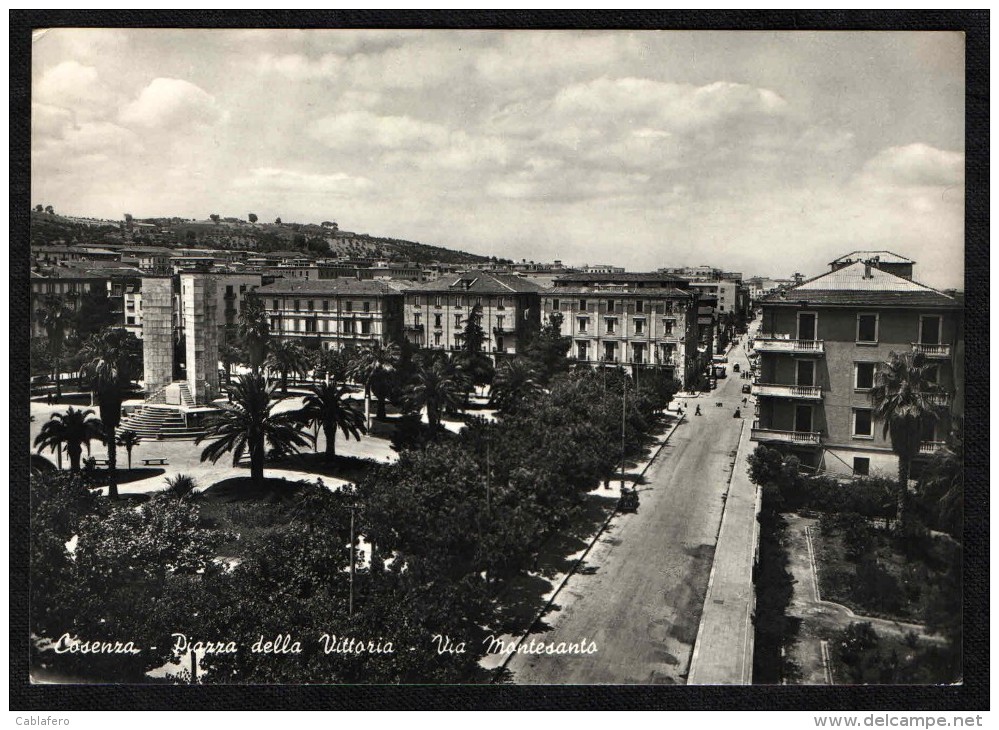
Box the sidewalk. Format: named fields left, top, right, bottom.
left=686, top=415, right=760, bottom=685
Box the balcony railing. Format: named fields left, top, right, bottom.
left=753, top=383, right=823, bottom=400
left=753, top=337, right=825, bottom=355
left=911, top=343, right=951, bottom=358
left=750, top=424, right=821, bottom=445
left=493, top=326, right=516, bottom=335
left=924, top=392, right=951, bottom=408
left=405, top=323, right=424, bottom=332
left=919, top=440, right=947, bottom=454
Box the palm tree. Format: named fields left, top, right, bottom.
left=196, top=373, right=313, bottom=487
left=316, top=347, right=353, bottom=385
left=236, top=290, right=270, bottom=375
left=264, top=339, right=312, bottom=395
left=349, top=341, right=401, bottom=427
left=870, top=351, right=942, bottom=524
left=116, top=429, right=141, bottom=470
left=36, top=295, right=73, bottom=400
left=489, top=357, right=542, bottom=413
left=404, top=356, right=465, bottom=432
left=293, top=381, right=366, bottom=461
left=80, top=328, right=142, bottom=499
left=33, top=407, right=104, bottom=472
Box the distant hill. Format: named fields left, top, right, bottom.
left=28, top=210, right=489, bottom=265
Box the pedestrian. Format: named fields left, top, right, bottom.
left=734, top=408, right=741, bottom=418
left=46, top=390, right=53, bottom=405
left=742, top=396, right=747, bottom=406
left=695, top=405, right=701, bottom=416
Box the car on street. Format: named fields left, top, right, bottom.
left=742, top=383, right=752, bottom=394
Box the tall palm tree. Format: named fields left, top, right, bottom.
left=489, top=357, right=542, bottom=413
left=79, top=328, right=142, bottom=499
left=349, top=341, right=401, bottom=427
left=36, top=295, right=73, bottom=400
left=293, top=381, right=366, bottom=461
left=33, top=407, right=104, bottom=472
left=264, top=339, right=311, bottom=395
left=236, top=290, right=270, bottom=376
left=116, top=429, right=141, bottom=470
left=870, top=351, right=942, bottom=524
left=196, top=374, right=313, bottom=487
left=404, top=356, right=465, bottom=432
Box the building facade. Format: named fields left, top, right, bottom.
left=544, top=272, right=702, bottom=387
left=258, top=278, right=404, bottom=351
left=401, top=272, right=542, bottom=355
left=751, top=257, right=963, bottom=477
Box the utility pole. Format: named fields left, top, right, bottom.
left=620, top=380, right=627, bottom=491
left=349, top=507, right=356, bottom=617
left=486, top=438, right=491, bottom=515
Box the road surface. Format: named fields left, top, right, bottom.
left=506, top=337, right=756, bottom=684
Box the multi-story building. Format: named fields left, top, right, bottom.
left=543, top=272, right=702, bottom=387
left=258, top=278, right=404, bottom=351
left=751, top=256, right=963, bottom=477
left=401, top=272, right=542, bottom=355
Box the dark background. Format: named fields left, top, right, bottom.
left=9, top=9, right=989, bottom=711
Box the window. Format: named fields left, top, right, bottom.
left=323, top=319, right=330, bottom=332
left=496, top=315, right=505, bottom=329
left=853, top=457, right=870, bottom=476
left=360, top=320, right=371, bottom=335
left=605, top=317, right=617, bottom=334
left=475, top=297, right=482, bottom=307
left=577, top=341, right=589, bottom=360
left=434, top=314, right=442, bottom=328
left=293, top=300, right=301, bottom=312
left=919, top=315, right=941, bottom=345
left=857, top=313, right=878, bottom=343
left=307, top=300, right=314, bottom=311
left=552, top=299, right=560, bottom=312
left=323, top=300, right=329, bottom=312
left=796, top=360, right=815, bottom=387
left=455, top=314, right=462, bottom=327
left=126, top=316, right=135, bottom=325
left=498, top=297, right=506, bottom=309
left=363, top=301, right=370, bottom=313
left=603, top=342, right=616, bottom=361
left=855, top=362, right=876, bottom=390
left=925, top=365, right=939, bottom=384
left=455, top=296, right=463, bottom=307
left=634, top=319, right=645, bottom=334
left=636, top=300, right=644, bottom=313
left=579, top=299, right=587, bottom=312
left=414, top=313, right=422, bottom=327
left=853, top=409, right=874, bottom=438
left=305, top=319, right=317, bottom=333
left=272, top=299, right=279, bottom=310
left=434, top=332, right=442, bottom=346
left=633, top=343, right=645, bottom=364
left=663, top=319, right=674, bottom=335
left=577, top=317, right=588, bottom=332
left=606, top=299, right=615, bottom=314
left=434, top=296, right=442, bottom=308
left=345, top=301, right=353, bottom=312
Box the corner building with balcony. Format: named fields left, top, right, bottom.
left=401, top=272, right=542, bottom=355
left=542, top=272, right=702, bottom=388
left=752, top=256, right=963, bottom=477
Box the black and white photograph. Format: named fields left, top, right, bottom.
left=15, top=18, right=983, bottom=703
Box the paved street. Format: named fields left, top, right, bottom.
left=506, top=338, right=756, bottom=684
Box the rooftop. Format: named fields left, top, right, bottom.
left=763, top=261, right=959, bottom=308
left=257, top=278, right=402, bottom=296
left=555, top=271, right=690, bottom=285
left=829, top=250, right=915, bottom=266
left=403, top=272, right=544, bottom=294
left=542, top=285, right=693, bottom=298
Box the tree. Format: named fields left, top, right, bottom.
left=36, top=295, right=73, bottom=400
left=524, top=312, right=571, bottom=384
left=248, top=213, right=258, bottom=224
left=196, top=374, right=313, bottom=487
left=265, top=339, right=311, bottom=395
left=71, top=290, right=118, bottom=342
left=210, top=213, right=220, bottom=223
left=33, top=407, right=104, bottom=473
left=918, top=416, right=964, bottom=539
left=349, top=341, right=401, bottom=427
left=870, top=351, right=942, bottom=524
left=237, top=289, right=270, bottom=375
left=79, top=328, right=142, bottom=498
left=293, top=382, right=366, bottom=461
left=116, top=430, right=141, bottom=471
left=275, top=217, right=282, bottom=225
left=35, top=204, right=43, bottom=213
left=316, top=346, right=353, bottom=385
left=45, top=205, right=54, bottom=214
left=404, top=356, right=465, bottom=432
left=489, top=357, right=542, bottom=414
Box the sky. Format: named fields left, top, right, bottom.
left=31, top=29, right=965, bottom=288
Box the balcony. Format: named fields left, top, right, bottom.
left=751, top=423, right=821, bottom=446
left=493, top=326, right=516, bottom=335
left=404, top=323, right=425, bottom=332
left=753, top=337, right=824, bottom=355
left=924, top=392, right=951, bottom=408
left=911, top=343, right=951, bottom=358
left=918, top=440, right=947, bottom=455
left=753, top=383, right=823, bottom=400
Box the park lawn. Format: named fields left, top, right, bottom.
left=811, top=519, right=948, bottom=624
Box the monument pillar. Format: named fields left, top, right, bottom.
left=182, top=273, right=220, bottom=405
left=141, top=276, right=174, bottom=396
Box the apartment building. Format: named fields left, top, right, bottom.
left=544, top=272, right=702, bottom=387
left=751, top=257, right=963, bottom=477
left=258, top=278, right=404, bottom=351
left=401, top=272, right=542, bottom=355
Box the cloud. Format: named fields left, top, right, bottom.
left=33, top=61, right=117, bottom=120
left=232, top=167, right=373, bottom=197
left=119, top=77, right=223, bottom=129
left=308, top=111, right=449, bottom=151
left=861, top=143, right=964, bottom=188
left=254, top=52, right=343, bottom=79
